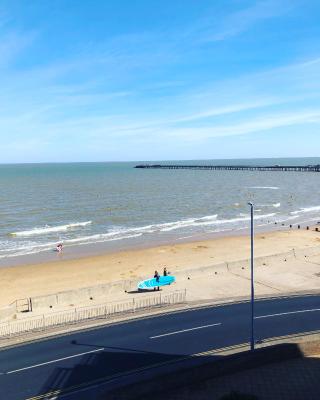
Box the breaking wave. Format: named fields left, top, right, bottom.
left=10, top=221, right=92, bottom=237
left=257, top=203, right=281, bottom=208
left=248, top=186, right=279, bottom=190
left=2, top=210, right=309, bottom=260
left=290, top=206, right=320, bottom=215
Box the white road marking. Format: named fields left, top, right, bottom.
left=255, top=308, right=320, bottom=319
left=150, top=323, right=222, bottom=339
left=6, top=348, right=104, bottom=375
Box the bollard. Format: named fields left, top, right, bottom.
left=307, top=226, right=309, bottom=230
left=298, top=225, right=300, bottom=229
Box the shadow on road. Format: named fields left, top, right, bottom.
left=34, top=339, right=210, bottom=398
left=34, top=340, right=320, bottom=400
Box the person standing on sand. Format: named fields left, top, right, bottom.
left=163, top=267, right=172, bottom=284
left=154, top=270, right=160, bottom=291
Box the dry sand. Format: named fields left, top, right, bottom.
left=1, top=227, right=320, bottom=308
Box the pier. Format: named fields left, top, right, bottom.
left=135, top=164, right=320, bottom=172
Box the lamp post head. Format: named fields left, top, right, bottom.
left=248, top=202, right=254, bottom=207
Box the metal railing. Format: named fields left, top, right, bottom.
left=0, top=290, right=186, bottom=338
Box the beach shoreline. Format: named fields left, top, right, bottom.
left=0, top=220, right=311, bottom=269
left=1, top=225, right=320, bottom=309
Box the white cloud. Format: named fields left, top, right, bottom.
left=0, top=1, right=318, bottom=161
left=2, top=54, right=320, bottom=150
left=163, top=110, right=320, bottom=141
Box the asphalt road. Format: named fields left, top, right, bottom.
left=0, top=294, right=319, bottom=400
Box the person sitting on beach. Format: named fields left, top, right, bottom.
left=56, top=243, right=63, bottom=253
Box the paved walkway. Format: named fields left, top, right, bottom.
left=156, top=354, right=320, bottom=400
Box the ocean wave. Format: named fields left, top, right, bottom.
left=273, top=215, right=299, bottom=223
left=290, top=206, right=320, bottom=215
left=248, top=186, right=279, bottom=190
left=1, top=213, right=281, bottom=259
left=10, top=221, right=92, bottom=237
left=12, top=214, right=217, bottom=249
left=66, top=232, right=143, bottom=244
left=0, top=240, right=55, bottom=253
left=290, top=217, right=320, bottom=226
left=213, top=213, right=276, bottom=225
left=0, top=240, right=58, bottom=258
left=159, top=215, right=218, bottom=232
left=0, top=233, right=144, bottom=259
left=66, top=213, right=275, bottom=240
left=257, top=203, right=281, bottom=208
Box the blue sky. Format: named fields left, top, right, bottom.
left=1, top=0, right=320, bottom=162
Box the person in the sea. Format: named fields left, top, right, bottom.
left=154, top=270, right=160, bottom=291
left=56, top=243, right=63, bottom=253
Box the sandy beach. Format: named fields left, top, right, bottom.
left=1, top=226, right=320, bottom=309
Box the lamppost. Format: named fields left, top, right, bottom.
left=248, top=202, right=255, bottom=351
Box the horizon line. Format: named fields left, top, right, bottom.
left=1, top=156, right=320, bottom=166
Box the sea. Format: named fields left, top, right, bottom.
left=1, top=158, right=320, bottom=264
